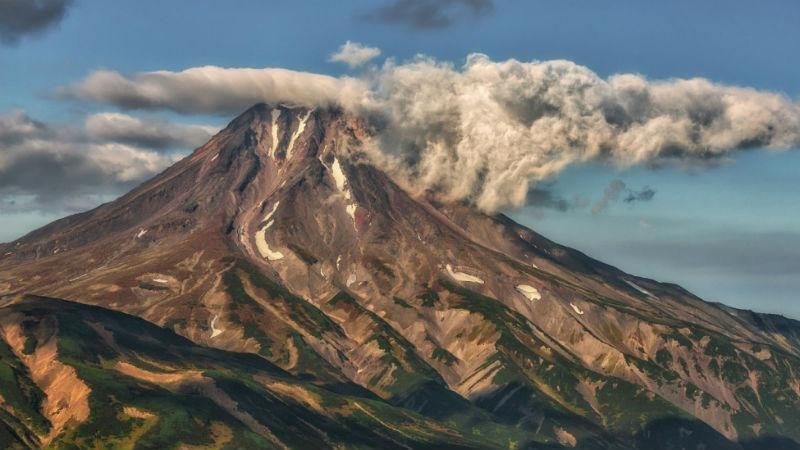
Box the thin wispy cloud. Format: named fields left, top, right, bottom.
left=57, top=66, right=367, bottom=115
left=0, top=0, right=73, bottom=45
left=329, top=41, right=381, bottom=68
left=593, top=180, right=656, bottom=214
left=363, top=0, right=494, bottom=30
left=618, top=229, right=800, bottom=277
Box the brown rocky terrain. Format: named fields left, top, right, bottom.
left=1, top=104, right=799, bottom=449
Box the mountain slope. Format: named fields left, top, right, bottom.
left=0, top=295, right=533, bottom=449
left=1, top=104, right=799, bottom=449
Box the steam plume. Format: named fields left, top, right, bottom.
left=60, top=53, right=800, bottom=211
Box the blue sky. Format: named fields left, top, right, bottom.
left=1, top=0, right=798, bottom=316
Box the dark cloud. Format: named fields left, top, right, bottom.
left=0, top=0, right=72, bottom=45
left=593, top=180, right=656, bottom=214
left=527, top=187, right=570, bottom=212
left=0, top=111, right=212, bottom=213
left=84, top=113, right=216, bottom=150
left=525, top=186, right=588, bottom=213
left=363, top=0, right=493, bottom=29
left=624, top=186, right=656, bottom=203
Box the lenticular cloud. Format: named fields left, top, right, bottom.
left=60, top=54, right=800, bottom=211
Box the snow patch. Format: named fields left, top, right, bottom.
left=135, top=229, right=147, bottom=239
left=269, top=109, right=281, bottom=157
left=285, top=110, right=311, bottom=160
left=331, top=158, right=359, bottom=223
left=152, top=278, right=169, bottom=284
left=624, top=279, right=657, bottom=298
left=264, top=201, right=280, bottom=222
left=446, top=264, right=484, bottom=284
left=210, top=314, right=223, bottom=338
left=346, top=204, right=357, bottom=220
left=754, top=348, right=772, bottom=360
left=570, top=302, right=585, bottom=315
left=346, top=273, right=357, bottom=287
left=255, top=220, right=284, bottom=261
left=336, top=255, right=342, bottom=270
left=210, top=153, right=219, bottom=162
left=516, top=284, right=541, bottom=301
left=330, top=158, right=349, bottom=197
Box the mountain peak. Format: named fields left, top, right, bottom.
left=210, top=102, right=365, bottom=162
left=4, top=104, right=800, bottom=449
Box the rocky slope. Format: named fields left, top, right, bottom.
left=1, top=104, right=799, bottom=449
left=0, top=295, right=506, bottom=449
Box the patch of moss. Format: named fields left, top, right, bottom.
left=721, top=360, right=749, bottom=384
left=655, top=349, right=672, bottom=367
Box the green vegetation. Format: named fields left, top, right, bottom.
left=655, top=348, right=672, bottom=367
left=393, top=296, right=413, bottom=309
left=417, top=288, right=439, bottom=307
left=329, top=291, right=444, bottom=396
left=3, top=297, right=512, bottom=449
left=431, top=347, right=458, bottom=366
left=441, top=280, right=602, bottom=419
left=21, top=335, right=37, bottom=355
left=595, top=377, right=687, bottom=432
left=222, top=268, right=274, bottom=356
left=664, top=330, right=694, bottom=350
left=0, top=338, right=49, bottom=435
left=721, top=360, right=749, bottom=384
left=628, top=355, right=679, bottom=384
left=237, top=260, right=343, bottom=338
left=708, top=359, right=720, bottom=377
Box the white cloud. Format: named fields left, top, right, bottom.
left=57, top=55, right=800, bottom=211
left=364, top=55, right=800, bottom=211
left=59, top=66, right=368, bottom=115
left=329, top=41, right=382, bottom=68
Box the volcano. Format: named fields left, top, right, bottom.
left=1, top=104, right=799, bottom=449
